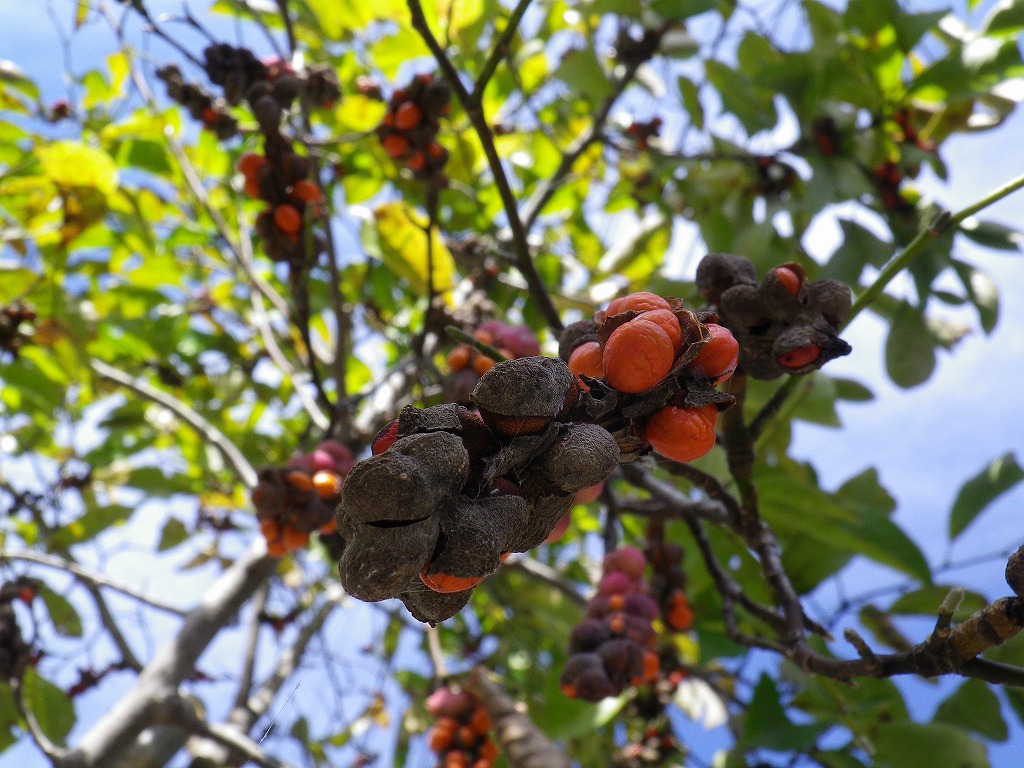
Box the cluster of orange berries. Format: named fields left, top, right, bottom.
left=251, top=440, right=354, bottom=557
left=156, top=64, right=238, bottom=140
left=568, top=292, right=738, bottom=464
left=237, top=149, right=325, bottom=263
left=426, top=687, right=499, bottom=768
left=751, top=155, right=798, bottom=197
left=561, top=546, right=661, bottom=702
left=646, top=524, right=693, bottom=633
left=377, top=74, right=451, bottom=179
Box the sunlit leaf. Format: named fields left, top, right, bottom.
left=948, top=452, right=1024, bottom=539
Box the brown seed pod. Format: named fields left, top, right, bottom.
left=337, top=432, right=467, bottom=529
left=424, top=495, right=531, bottom=581
left=472, top=357, right=578, bottom=437
left=540, top=423, right=620, bottom=495
left=389, top=431, right=470, bottom=491
left=696, top=253, right=852, bottom=379
left=511, top=494, right=576, bottom=553
left=1007, top=544, right=1024, bottom=597
left=399, top=580, right=474, bottom=624
left=337, top=516, right=440, bottom=602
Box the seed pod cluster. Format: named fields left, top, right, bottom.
left=695, top=253, right=852, bottom=379
left=241, top=146, right=325, bottom=264
left=646, top=523, right=692, bottom=632
left=156, top=64, right=238, bottom=140
left=426, top=686, right=499, bottom=768
left=560, top=292, right=736, bottom=463
left=560, top=547, right=660, bottom=702
left=336, top=358, right=620, bottom=623
left=1007, top=544, right=1024, bottom=598
left=251, top=440, right=355, bottom=557
left=203, top=46, right=339, bottom=113
left=0, top=302, right=36, bottom=360
left=377, top=74, right=451, bottom=180
left=444, top=321, right=541, bottom=404
left=0, top=583, right=29, bottom=681
left=751, top=155, right=798, bottom=197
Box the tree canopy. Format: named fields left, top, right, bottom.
left=1, top=0, right=1024, bottom=767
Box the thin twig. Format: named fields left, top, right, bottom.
left=0, top=549, right=186, bottom=616
left=406, top=0, right=563, bottom=332
left=91, top=359, right=258, bottom=488
left=468, top=0, right=534, bottom=104
left=12, top=677, right=70, bottom=762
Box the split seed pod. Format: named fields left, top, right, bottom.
left=472, top=357, right=578, bottom=437
left=338, top=516, right=440, bottom=602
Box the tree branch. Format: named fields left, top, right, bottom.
left=91, top=359, right=258, bottom=489
left=406, top=0, right=564, bottom=332
left=0, top=549, right=186, bottom=616
left=468, top=0, right=533, bottom=104
left=69, top=541, right=276, bottom=767
left=471, top=667, right=571, bottom=768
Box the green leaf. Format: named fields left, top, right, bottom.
left=158, top=518, right=190, bottom=551
left=38, top=584, right=83, bottom=638
left=983, top=0, right=1024, bottom=35
left=704, top=60, right=778, bottom=135
left=951, top=259, right=999, bottom=333
left=21, top=669, right=75, bottom=744
left=934, top=679, right=1008, bottom=741
left=948, top=452, right=1024, bottom=540
left=833, top=376, right=874, bottom=402
left=38, top=141, right=119, bottom=195
left=650, top=0, right=717, bottom=21
left=884, top=303, right=936, bottom=388
left=744, top=674, right=824, bottom=750
left=835, top=469, right=932, bottom=583
left=677, top=76, right=704, bottom=130
left=553, top=47, right=613, bottom=102
left=0, top=60, right=40, bottom=100
left=958, top=217, right=1022, bottom=251
left=872, top=722, right=989, bottom=768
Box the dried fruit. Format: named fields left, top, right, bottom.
left=644, top=405, right=718, bottom=463
left=273, top=204, right=303, bottom=236
left=603, top=318, right=675, bottom=394
left=567, top=340, right=604, bottom=381
left=690, top=323, right=739, bottom=383
left=606, top=291, right=672, bottom=316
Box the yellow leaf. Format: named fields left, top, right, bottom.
left=38, top=141, right=118, bottom=195
left=371, top=201, right=455, bottom=301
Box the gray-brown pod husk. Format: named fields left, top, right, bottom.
left=425, top=495, right=530, bottom=579
left=337, top=516, right=440, bottom=603
left=541, top=423, right=620, bottom=494
left=400, top=581, right=474, bottom=625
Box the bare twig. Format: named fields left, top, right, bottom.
left=70, top=541, right=277, bottom=766
left=12, top=677, right=70, bottom=763
left=91, top=359, right=258, bottom=489
left=406, top=0, right=563, bottom=332
left=0, top=549, right=186, bottom=616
